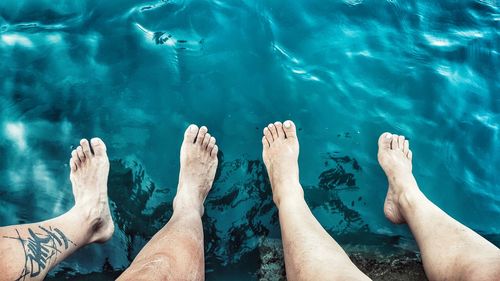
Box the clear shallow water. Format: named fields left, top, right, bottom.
left=0, top=0, right=499, bottom=279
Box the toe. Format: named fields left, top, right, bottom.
left=80, top=139, right=92, bottom=158
left=211, top=144, right=218, bottom=158
left=391, top=135, right=399, bottom=150
left=274, top=122, right=285, bottom=139
left=72, top=150, right=81, bottom=167
left=91, top=138, right=107, bottom=157
left=263, top=127, right=273, bottom=143
left=184, top=124, right=199, bottom=144
left=268, top=123, right=278, bottom=140
left=76, top=146, right=85, bottom=162
left=196, top=126, right=208, bottom=145
left=407, top=150, right=413, bottom=161
left=207, top=137, right=216, bottom=151
left=262, top=136, right=269, bottom=148
left=202, top=133, right=211, bottom=149
left=70, top=157, right=77, bottom=171
left=403, top=140, right=409, bottom=154
left=283, top=120, right=297, bottom=139
left=398, top=135, right=405, bottom=150
left=378, top=132, right=392, bottom=150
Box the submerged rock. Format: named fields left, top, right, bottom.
left=257, top=239, right=286, bottom=281
left=257, top=238, right=427, bottom=281
left=350, top=252, right=427, bottom=281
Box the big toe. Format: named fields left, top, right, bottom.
left=91, top=138, right=107, bottom=157
left=283, top=120, right=297, bottom=139
left=184, top=124, right=199, bottom=143
left=378, top=132, right=392, bottom=151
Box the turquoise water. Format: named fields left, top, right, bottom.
left=1, top=0, right=499, bottom=279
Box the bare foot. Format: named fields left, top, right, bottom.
left=262, top=120, right=303, bottom=206
left=69, top=138, right=114, bottom=243
left=174, top=124, right=218, bottom=216
left=377, top=132, right=418, bottom=224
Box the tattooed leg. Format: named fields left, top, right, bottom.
left=0, top=138, right=114, bottom=281
left=1, top=211, right=89, bottom=281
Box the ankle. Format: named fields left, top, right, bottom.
left=397, top=187, right=427, bottom=219
left=273, top=182, right=305, bottom=209
left=276, top=194, right=307, bottom=213
left=71, top=204, right=102, bottom=226
left=67, top=207, right=105, bottom=243
left=173, top=192, right=204, bottom=217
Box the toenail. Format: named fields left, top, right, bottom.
left=190, top=125, right=197, bottom=132
left=385, top=133, right=392, bottom=139
left=91, top=138, right=99, bottom=145
left=284, top=121, right=291, bottom=128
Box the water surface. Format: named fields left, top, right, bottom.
left=0, top=0, right=499, bottom=279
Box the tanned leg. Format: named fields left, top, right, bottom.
left=262, top=120, right=370, bottom=281
left=118, top=125, right=218, bottom=281
left=378, top=132, right=500, bottom=281
left=0, top=138, right=114, bottom=281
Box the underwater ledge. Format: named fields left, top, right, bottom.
left=47, top=231, right=500, bottom=281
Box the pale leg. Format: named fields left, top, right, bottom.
left=378, top=132, right=500, bottom=281
left=262, top=121, right=370, bottom=281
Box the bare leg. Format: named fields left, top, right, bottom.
left=378, top=132, right=500, bottom=281
left=0, top=138, right=114, bottom=281
left=262, top=121, right=370, bottom=281
left=118, top=125, right=218, bottom=281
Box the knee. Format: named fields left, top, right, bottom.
left=133, top=252, right=204, bottom=281
left=124, top=253, right=173, bottom=280
left=139, top=253, right=173, bottom=271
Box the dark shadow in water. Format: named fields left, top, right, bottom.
left=46, top=151, right=368, bottom=279
left=107, top=159, right=173, bottom=261
left=106, top=152, right=367, bottom=276
left=307, top=152, right=368, bottom=234
left=50, top=151, right=500, bottom=280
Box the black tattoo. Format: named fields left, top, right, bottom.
left=3, top=226, right=76, bottom=280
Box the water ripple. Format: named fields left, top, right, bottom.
left=0, top=0, right=499, bottom=279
